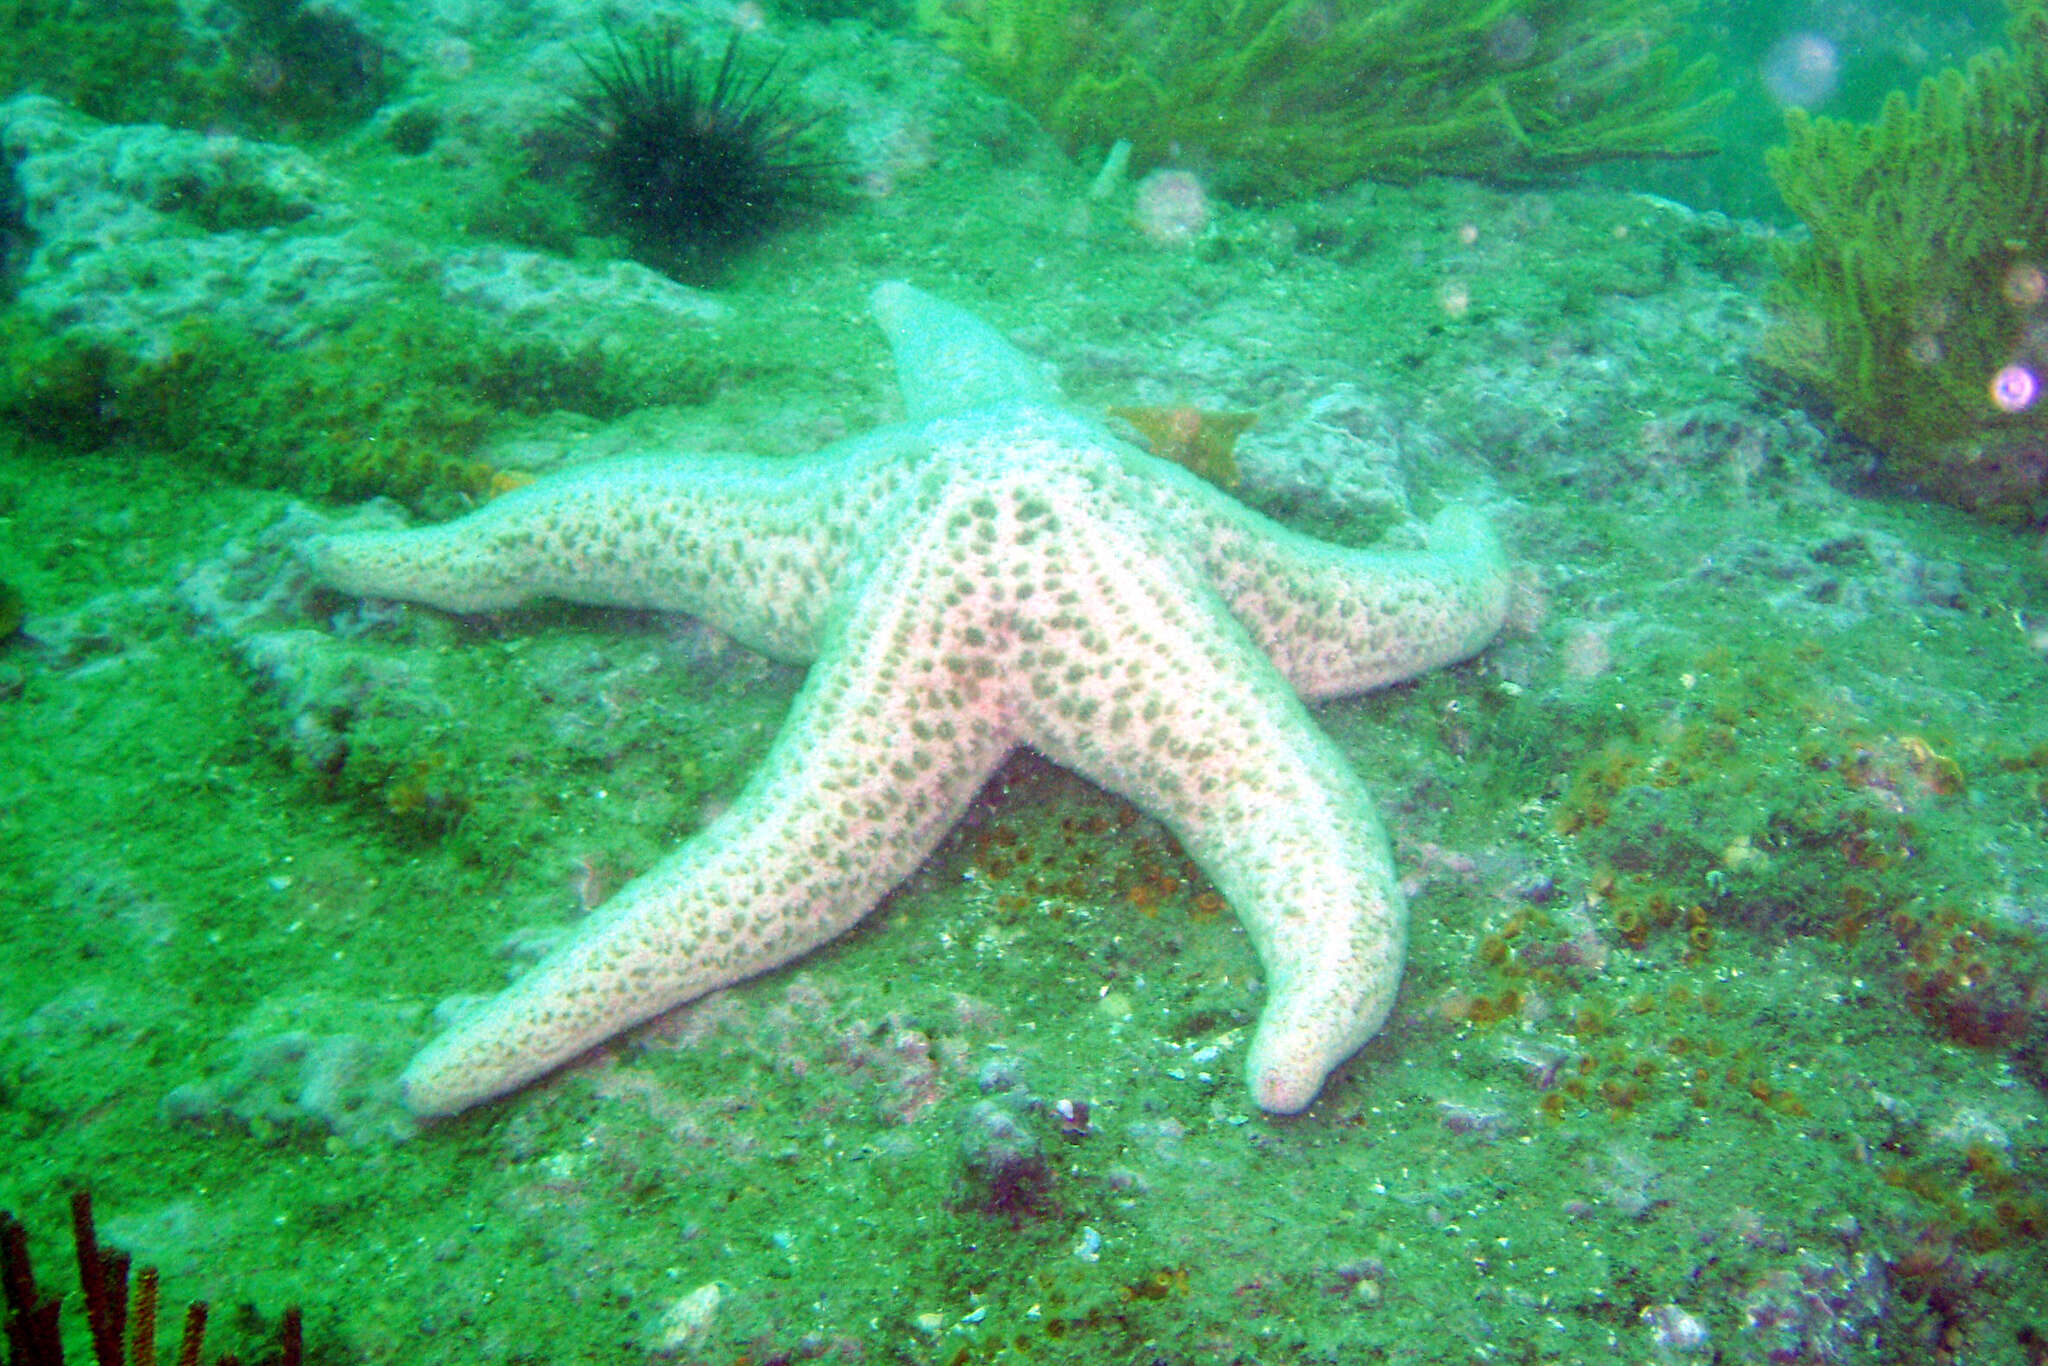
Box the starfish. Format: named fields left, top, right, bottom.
left=304, top=282, right=1512, bottom=1118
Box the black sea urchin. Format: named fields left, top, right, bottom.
left=562, top=32, right=831, bottom=278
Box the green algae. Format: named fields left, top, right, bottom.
left=0, top=290, right=725, bottom=511
left=5, top=432, right=2041, bottom=1366
left=917, top=0, right=1726, bottom=201
left=0, top=0, right=396, bottom=139
left=0, top=0, right=209, bottom=129
left=1765, top=0, right=2048, bottom=526
left=3, top=164, right=2046, bottom=1366
left=0, top=579, right=23, bottom=640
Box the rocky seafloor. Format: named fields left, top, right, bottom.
left=3, top=3, right=2046, bottom=1363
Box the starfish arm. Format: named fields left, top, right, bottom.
left=302, top=429, right=922, bottom=660
left=1151, top=467, right=1512, bottom=700
left=399, top=517, right=1019, bottom=1117
left=1244, top=504, right=1510, bottom=700
left=870, top=281, right=1063, bottom=421
left=1011, top=510, right=1406, bottom=1115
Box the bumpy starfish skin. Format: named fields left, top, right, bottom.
left=304, top=283, right=1511, bottom=1117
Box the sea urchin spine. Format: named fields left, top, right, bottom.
left=562, top=31, right=832, bottom=278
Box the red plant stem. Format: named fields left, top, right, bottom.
left=175, top=1300, right=207, bottom=1366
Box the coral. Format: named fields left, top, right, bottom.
left=1896, top=906, right=2048, bottom=1052
left=1874, top=1148, right=2048, bottom=1355
left=1550, top=645, right=1947, bottom=945
left=1539, top=640, right=2047, bottom=1072
left=917, top=0, right=1724, bottom=199
left=1765, top=0, right=2048, bottom=525
left=954, top=762, right=1227, bottom=926
left=1, top=1192, right=304, bottom=1365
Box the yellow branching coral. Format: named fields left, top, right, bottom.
left=1766, top=0, right=2048, bottom=524
left=918, top=0, right=1723, bottom=197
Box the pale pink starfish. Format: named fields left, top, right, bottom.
left=305, top=282, right=1511, bottom=1117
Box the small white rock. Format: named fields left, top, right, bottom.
left=646, top=1283, right=724, bottom=1356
